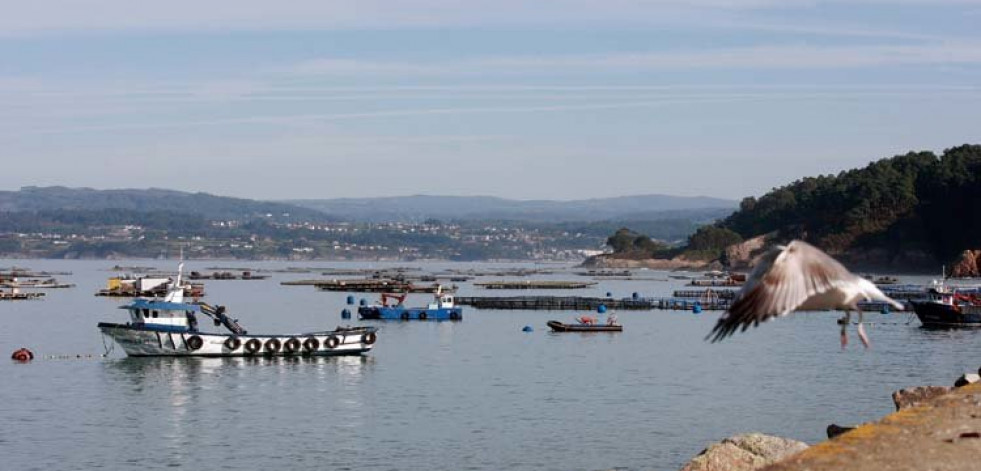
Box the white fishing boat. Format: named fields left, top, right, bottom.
left=98, top=262, right=377, bottom=357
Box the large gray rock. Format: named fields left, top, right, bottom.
left=891, top=386, right=953, bottom=411
left=679, top=433, right=808, bottom=471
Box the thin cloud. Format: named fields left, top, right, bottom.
left=17, top=96, right=763, bottom=135
left=3, top=1, right=980, bottom=35
left=488, top=43, right=981, bottom=69
left=286, top=43, right=981, bottom=77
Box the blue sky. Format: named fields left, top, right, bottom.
left=2, top=1, right=980, bottom=200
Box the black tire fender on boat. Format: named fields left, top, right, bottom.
left=283, top=337, right=301, bottom=354
left=224, top=336, right=242, bottom=351
left=302, top=337, right=320, bottom=353
left=186, top=335, right=204, bottom=351
left=400, top=312, right=410, bottom=320
left=264, top=338, right=282, bottom=354
left=449, top=312, right=461, bottom=320
left=418, top=312, right=427, bottom=320
left=362, top=332, right=377, bottom=345
left=324, top=335, right=340, bottom=349
left=244, top=338, right=262, bottom=354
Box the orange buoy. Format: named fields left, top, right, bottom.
left=11, top=348, right=34, bottom=362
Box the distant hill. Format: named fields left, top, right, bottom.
left=287, top=194, right=737, bottom=223
left=0, top=186, right=331, bottom=222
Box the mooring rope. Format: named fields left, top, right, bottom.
left=42, top=354, right=101, bottom=360
left=101, top=332, right=114, bottom=357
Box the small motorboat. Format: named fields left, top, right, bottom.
left=98, top=262, right=378, bottom=357
left=547, top=316, right=622, bottom=332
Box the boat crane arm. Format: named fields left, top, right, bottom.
left=197, top=303, right=247, bottom=335
left=381, top=293, right=407, bottom=307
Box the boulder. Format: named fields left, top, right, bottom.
left=679, top=433, right=808, bottom=471
left=954, top=373, right=980, bottom=388
left=892, top=386, right=954, bottom=410
left=826, top=424, right=856, bottom=439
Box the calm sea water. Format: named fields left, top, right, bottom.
left=2, top=259, right=980, bottom=471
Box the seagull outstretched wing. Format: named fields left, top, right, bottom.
left=707, top=240, right=855, bottom=342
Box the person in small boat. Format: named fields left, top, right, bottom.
left=607, top=314, right=618, bottom=326
left=577, top=315, right=596, bottom=325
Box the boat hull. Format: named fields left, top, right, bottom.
left=98, top=323, right=376, bottom=357
left=358, top=306, right=462, bottom=321
left=911, top=301, right=981, bottom=327
left=547, top=320, right=622, bottom=332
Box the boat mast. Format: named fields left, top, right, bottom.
left=164, top=247, right=185, bottom=303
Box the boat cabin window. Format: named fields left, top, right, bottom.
left=142, top=309, right=149, bottom=318
left=152, top=310, right=159, bottom=318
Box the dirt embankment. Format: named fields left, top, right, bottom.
left=580, top=253, right=721, bottom=270
left=723, top=233, right=940, bottom=274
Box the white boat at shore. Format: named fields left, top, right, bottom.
left=98, top=262, right=377, bottom=357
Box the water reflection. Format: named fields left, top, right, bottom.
left=103, top=355, right=374, bottom=387
left=916, top=326, right=981, bottom=339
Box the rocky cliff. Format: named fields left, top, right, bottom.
left=950, top=250, right=981, bottom=278
left=722, top=233, right=775, bottom=271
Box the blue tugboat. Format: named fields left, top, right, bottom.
left=358, top=288, right=463, bottom=321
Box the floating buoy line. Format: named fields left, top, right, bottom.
left=10, top=340, right=110, bottom=362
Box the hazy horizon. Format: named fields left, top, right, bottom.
left=2, top=185, right=738, bottom=204
left=2, top=1, right=979, bottom=200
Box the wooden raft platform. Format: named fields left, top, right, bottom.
left=673, top=289, right=738, bottom=299
left=474, top=280, right=597, bottom=290
left=0, top=291, right=45, bottom=300
left=283, top=278, right=456, bottom=293
left=455, top=296, right=730, bottom=311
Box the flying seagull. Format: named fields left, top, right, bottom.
left=707, top=240, right=904, bottom=348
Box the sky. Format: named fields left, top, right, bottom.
left=1, top=1, right=980, bottom=201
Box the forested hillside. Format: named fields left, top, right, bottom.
left=720, top=144, right=981, bottom=265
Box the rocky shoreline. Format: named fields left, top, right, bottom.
left=679, top=433, right=809, bottom=471
left=586, top=232, right=964, bottom=275
left=675, top=372, right=981, bottom=471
